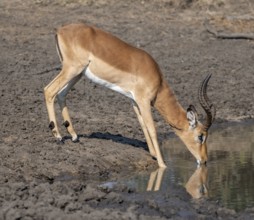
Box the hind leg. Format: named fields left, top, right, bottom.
left=57, top=73, right=82, bottom=142
left=44, top=65, right=82, bottom=141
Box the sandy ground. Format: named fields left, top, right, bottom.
left=1, top=0, right=254, bottom=219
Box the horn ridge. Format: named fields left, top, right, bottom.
left=198, top=73, right=215, bottom=131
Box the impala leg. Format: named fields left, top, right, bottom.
left=147, top=169, right=158, bottom=191
left=154, top=167, right=165, bottom=191
left=146, top=167, right=166, bottom=191
left=136, top=100, right=167, bottom=168
left=133, top=104, right=156, bottom=157
left=44, top=67, right=80, bottom=141
left=57, top=73, right=82, bottom=142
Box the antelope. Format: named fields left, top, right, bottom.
left=44, top=23, right=215, bottom=168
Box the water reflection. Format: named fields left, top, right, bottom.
left=117, top=121, right=254, bottom=211
left=146, top=167, right=165, bottom=191
left=185, top=165, right=208, bottom=199
left=146, top=166, right=208, bottom=200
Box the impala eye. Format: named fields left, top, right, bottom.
left=198, top=134, right=204, bottom=143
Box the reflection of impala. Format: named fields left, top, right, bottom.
left=147, top=168, right=165, bottom=191
left=44, top=23, right=215, bottom=167
left=146, top=166, right=208, bottom=198
left=185, top=166, right=208, bottom=199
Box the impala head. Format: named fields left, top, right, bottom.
left=178, top=74, right=215, bottom=165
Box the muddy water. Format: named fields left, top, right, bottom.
left=114, top=121, right=254, bottom=212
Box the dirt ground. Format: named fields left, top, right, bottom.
left=1, top=0, right=254, bottom=219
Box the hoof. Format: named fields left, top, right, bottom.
left=72, top=136, right=79, bottom=143
left=159, top=163, right=167, bottom=168
left=56, top=138, right=64, bottom=145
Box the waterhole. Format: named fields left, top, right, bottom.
left=113, top=121, right=254, bottom=212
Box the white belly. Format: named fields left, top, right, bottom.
left=84, top=67, right=134, bottom=100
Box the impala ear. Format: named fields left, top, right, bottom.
left=187, top=105, right=198, bottom=129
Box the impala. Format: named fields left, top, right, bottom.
left=44, top=23, right=215, bottom=168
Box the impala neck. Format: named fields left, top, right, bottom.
left=154, top=79, right=188, bottom=131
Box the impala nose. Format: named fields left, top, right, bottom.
left=197, top=159, right=207, bottom=166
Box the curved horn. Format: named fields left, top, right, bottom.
left=198, top=73, right=216, bottom=131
